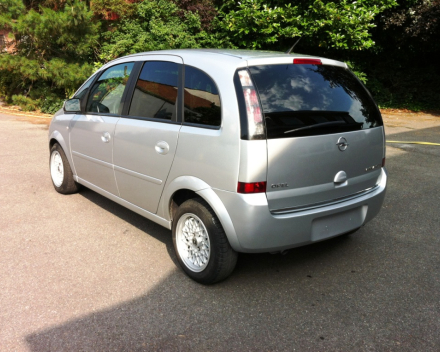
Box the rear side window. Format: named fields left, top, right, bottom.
left=87, top=63, right=134, bottom=114
left=184, top=66, right=221, bottom=127
left=248, top=64, right=382, bottom=139
left=129, top=61, right=179, bottom=120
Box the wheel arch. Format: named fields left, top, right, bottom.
left=160, top=176, right=241, bottom=252
left=49, top=130, right=76, bottom=177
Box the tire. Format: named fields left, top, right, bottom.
left=172, top=198, right=238, bottom=284
left=49, top=143, right=80, bottom=194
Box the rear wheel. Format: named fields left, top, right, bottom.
left=172, top=198, right=237, bottom=284
left=49, top=143, right=80, bottom=194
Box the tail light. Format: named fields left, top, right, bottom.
left=237, top=182, right=267, bottom=194
left=382, top=157, right=386, bottom=167
left=237, top=69, right=265, bottom=139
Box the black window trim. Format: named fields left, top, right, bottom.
left=120, top=61, right=143, bottom=116
left=73, top=72, right=99, bottom=113
left=119, top=114, right=183, bottom=125
left=73, top=72, right=98, bottom=98
left=181, top=121, right=221, bottom=130
left=346, top=67, right=383, bottom=125
left=234, top=68, right=251, bottom=139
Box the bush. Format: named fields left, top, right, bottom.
left=11, top=95, right=39, bottom=112
left=40, top=96, right=64, bottom=114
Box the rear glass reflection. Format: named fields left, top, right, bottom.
left=248, top=64, right=382, bottom=138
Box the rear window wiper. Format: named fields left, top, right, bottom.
left=284, top=121, right=347, bottom=134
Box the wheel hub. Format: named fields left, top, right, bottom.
left=50, top=151, right=64, bottom=188
left=175, top=213, right=211, bottom=272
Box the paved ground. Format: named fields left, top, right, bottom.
left=0, top=111, right=439, bottom=351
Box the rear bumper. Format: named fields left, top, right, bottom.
left=214, top=168, right=387, bottom=253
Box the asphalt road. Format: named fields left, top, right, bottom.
left=1, top=112, right=439, bottom=351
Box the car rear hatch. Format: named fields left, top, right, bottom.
left=247, top=58, right=385, bottom=212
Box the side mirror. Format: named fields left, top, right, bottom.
left=63, top=98, right=81, bottom=113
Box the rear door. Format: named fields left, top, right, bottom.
left=70, top=62, right=134, bottom=195
left=248, top=62, right=384, bottom=211
left=113, top=57, right=183, bottom=214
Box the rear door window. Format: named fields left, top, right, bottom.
left=248, top=64, right=382, bottom=138
left=128, top=61, right=179, bottom=121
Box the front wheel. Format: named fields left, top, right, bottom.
left=172, top=198, right=237, bottom=284
left=49, top=143, right=80, bottom=194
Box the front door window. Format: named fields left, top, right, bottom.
left=87, top=63, right=134, bottom=115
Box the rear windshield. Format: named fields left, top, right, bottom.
left=248, top=64, right=383, bottom=139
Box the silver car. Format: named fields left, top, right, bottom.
left=49, top=49, right=387, bottom=284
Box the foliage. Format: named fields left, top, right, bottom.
left=0, top=0, right=98, bottom=111
left=359, top=0, right=440, bottom=110
left=0, top=0, right=25, bottom=23
left=100, top=0, right=230, bottom=62
left=40, top=94, right=65, bottom=114
left=12, top=90, right=63, bottom=115
left=219, top=0, right=397, bottom=50
left=384, top=0, right=440, bottom=44
left=346, top=61, right=368, bottom=84
left=174, top=0, right=218, bottom=30
left=11, top=94, right=39, bottom=111
left=0, top=0, right=439, bottom=112
left=365, top=57, right=440, bottom=111
left=98, top=0, right=232, bottom=63
left=90, top=0, right=136, bottom=19
left=11, top=1, right=99, bottom=61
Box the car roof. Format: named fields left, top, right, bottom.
left=123, top=48, right=310, bottom=60
left=101, top=49, right=347, bottom=72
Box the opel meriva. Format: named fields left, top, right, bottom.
left=49, top=49, right=387, bottom=284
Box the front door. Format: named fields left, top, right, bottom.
left=70, top=62, right=134, bottom=195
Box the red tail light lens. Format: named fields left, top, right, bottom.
left=293, top=58, right=322, bottom=65
left=382, top=157, right=386, bottom=167
left=237, top=182, right=267, bottom=194
left=238, top=70, right=265, bottom=138
left=243, top=88, right=263, bottom=124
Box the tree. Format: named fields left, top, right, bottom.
left=174, top=0, right=218, bottom=30
left=383, top=0, right=440, bottom=48
left=359, top=0, right=440, bottom=110
left=0, top=0, right=99, bottom=112
left=98, top=0, right=232, bottom=63
left=218, top=0, right=398, bottom=51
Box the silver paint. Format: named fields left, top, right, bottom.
left=266, top=128, right=384, bottom=210
left=49, top=49, right=387, bottom=255
left=113, top=118, right=180, bottom=214
left=214, top=168, right=387, bottom=253
left=69, top=114, right=120, bottom=196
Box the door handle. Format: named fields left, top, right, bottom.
left=101, top=132, right=111, bottom=143
left=155, top=141, right=170, bottom=155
